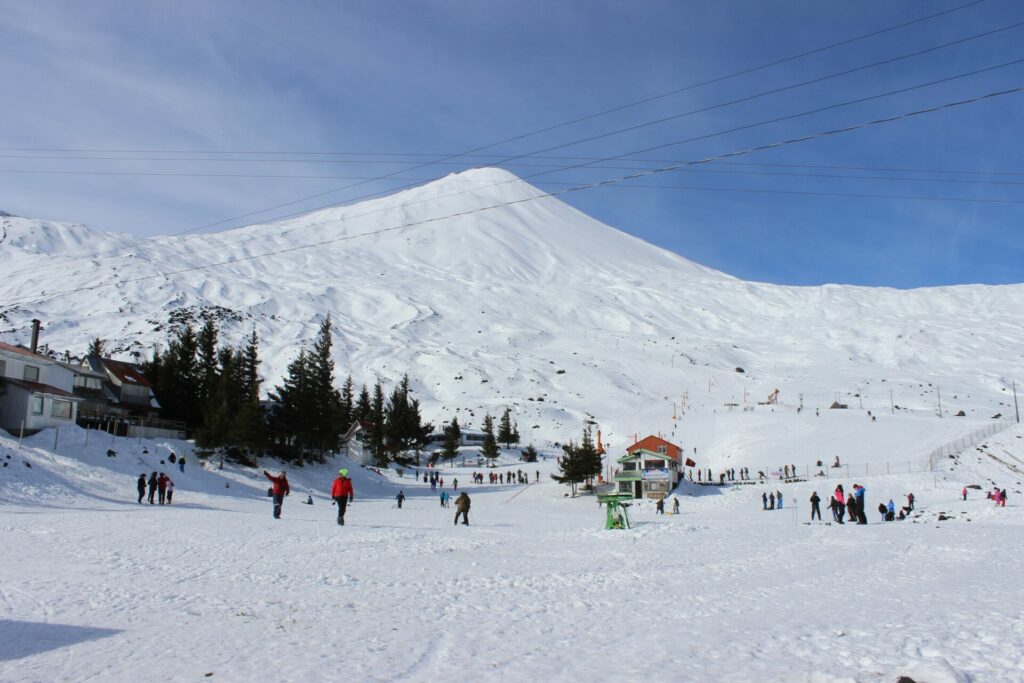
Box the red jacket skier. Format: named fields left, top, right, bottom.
left=264, top=470, right=290, bottom=519
left=331, top=469, right=355, bottom=526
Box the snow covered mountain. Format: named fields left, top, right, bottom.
left=2, top=167, right=1022, bottom=454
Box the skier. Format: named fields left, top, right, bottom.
left=330, top=469, right=354, bottom=525
left=809, top=491, right=821, bottom=521
left=776, top=490, right=783, bottom=510
left=454, top=491, right=471, bottom=525
left=962, top=486, right=967, bottom=501
left=166, top=477, right=174, bottom=504
left=178, top=455, right=186, bottom=474
left=762, top=492, right=768, bottom=511
left=137, top=474, right=147, bottom=504
left=672, top=497, right=680, bottom=515
left=656, top=498, right=665, bottom=515
left=264, top=470, right=291, bottom=520
left=147, top=471, right=158, bottom=504
left=157, top=473, right=168, bottom=505
left=396, top=490, right=405, bottom=509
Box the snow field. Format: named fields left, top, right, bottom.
left=2, top=423, right=1023, bottom=681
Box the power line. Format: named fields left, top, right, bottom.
left=4, top=166, right=1023, bottom=187
left=2, top=84, right=1019, bottom=308
left=0, top=0, right=993, bottom=245
left=0, top=0, right=989, bottom=159
left=7, top=59, right=1019, bottom=285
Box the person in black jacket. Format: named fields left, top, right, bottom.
left=147, top=472, right=158, bottom=504
left=137, top=474, right=147, bottom=504
left=810, top=491, right=821, bottom=520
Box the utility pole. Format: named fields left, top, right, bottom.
left=1014, top=381, right=1020, bottom=424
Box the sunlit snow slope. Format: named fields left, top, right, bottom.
left=2, top=167, right=1022, bottom=450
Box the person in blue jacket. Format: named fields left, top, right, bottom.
left=854, top=484, right=867, bottom=524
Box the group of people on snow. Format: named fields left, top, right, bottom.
left=761, top=490, right=784, bottom=510
left=137, top=471, right=175, bottom=505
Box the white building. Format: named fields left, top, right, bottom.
left=0, top=341, right=83, bottom=435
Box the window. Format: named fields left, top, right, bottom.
left=622, top=462, right=636, bottom=471
left=51, top=399, right=72, bottom=419
left=657, top=445, right=667, bottom=454
left=24, top=365, right=40, bottom=382
left=32, top=396, right=44, bottom=415
left=644, top=460, right=664, bottom=470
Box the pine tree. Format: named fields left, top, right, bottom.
left=308, top=316, right=342, bottom=458
left=369, top=380, right=386, bottom=466
left=196, top=316, right=219, bottom=406
left=87, top=337, right=106, bottom=357
left=442, top=416, right=461, bottom=461
left=520, top=444, right=539, bottom=462
left=481, top=413, right=500, bottom=465
left=339, top=375, right=354, bottom=432
left=269, top=350, right=313, bottom=461
left=497, top=408, right=514, bottom=448
left=240, top=328, right=262, bottom=404
left=354, top=384, right=371, bottom=423
left=511, top=421, right=521, bottom=446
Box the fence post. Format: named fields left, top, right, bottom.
left=19, top=420, right=25, bottom=449
left=53, top=427, right=59, bottom=451
left=84, top=427, right=89, bottom=447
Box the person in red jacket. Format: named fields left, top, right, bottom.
left=264, top=470, right=290, bottom=519
left=157, top=473, right=169, bottom=505
left=331, top=469, right=355, bottom=526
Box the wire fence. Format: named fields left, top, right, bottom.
left=926, top=419, right=1016, bottom=471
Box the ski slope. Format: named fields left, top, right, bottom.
left=2, top=423, right=1023, bottom=682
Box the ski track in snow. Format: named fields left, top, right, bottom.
left=1, top=425, right=1024, bottom=681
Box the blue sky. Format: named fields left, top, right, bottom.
left=1, top=0, right=1021, bottom=287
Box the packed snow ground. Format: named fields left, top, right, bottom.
left=2, top=420, right=1023, bottom=682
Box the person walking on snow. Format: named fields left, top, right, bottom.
left=762, top=492, right=768, bottom=510
left=147, top=471, right=158, bottom=504
left=672, top=497, right=680, bottom=515
left=776, top=491, right=784, bottom=510
left=962, top=486, right=968, bottom=501
left=887, top=499, right=895, bottom=520
left=809, top=491, right=821, bottom=521
left=178, top=455, right=186, bottom=474
left=454, top=491, right=471, bottom=525
left=137, top=474, right=147, bottom=504
left=264, top=470, right=290, bottom=519
left=166, top=477, right=174, bottom=504
left=330, top=469, right=354, bottom=525
left=906, top=492, right=915, bottom=511
left=656, top=498, right=665, bottom=514
left=157, top=473, right=168, bottom=505
left=396, top=490, right=405, bottom=509
left=854, top=485, right=867, bottom=524
left=769, top=492, right=775, bottom=510
left=453, top=478, right=458, bottom=491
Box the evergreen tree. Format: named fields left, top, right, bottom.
left=87, top=337, right=106, bottom=357
left=497, top=408, right=514, bottom=448
left=269, top=350, right=313, bottom=461
left=511, top=421, right=521, bottom=446
left=308, top=316, right=342, bottom=457
left=481, top=413, right=500, bottom=465
left=240, top=328, right=262, bottom=404
left=520, top=444, right=539, bottom=462
left=551, top=427, right=601, bottom=495
left=339, top=375, right=354, bottom=431
left=441, top=416, right=461, bottom=461
left=369, top=380, right=386, bottom=466
left=354, top=384, right=371, bottom=423
left=196, top=316, right=219, bottom=405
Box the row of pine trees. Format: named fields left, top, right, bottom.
left=138, top=314, right=524, bottom=465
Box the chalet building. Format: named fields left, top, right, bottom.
left=341, top=420, right=375, bottom=466
left=613, top=435, right=683, bottom=499
left=0, top=341, right=83, bottom=436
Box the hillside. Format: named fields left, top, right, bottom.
left=1, top=168, right=1022, bottom=457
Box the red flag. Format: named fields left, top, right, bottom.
left=684, top=458, right=696, bottom=467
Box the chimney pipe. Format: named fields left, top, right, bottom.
left=30, top=319, right=41, bottom=354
